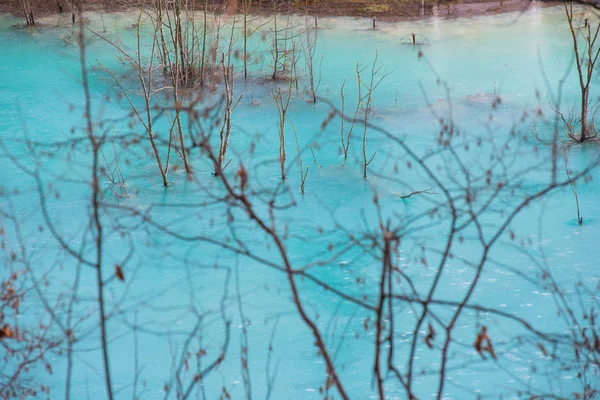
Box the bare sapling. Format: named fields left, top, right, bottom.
left=360, top=52, right=388, bottom=178
left=207, top=12, right=225, bottom=86
left=310, top=145, right=320, bottom=168
left=303, top=14, right=323, bottom=103
left=68, top=0, right=82, bottom=24
left=153, top=1, right=170, bottom=77
left=564, top=1, right=600, bottom=142
left=270, top=14, right=299, bottom=81
left=97, top=9, right=171, bottom=186
left=273, top=80, right=293, bottom=180
left=271, top=14, right=282, bottom=80
left=99, top=134, right=127, bottom=196
left=136, top=11, right=172, bottom=186
left=200, top=0, right=209, bottom=87
left=339, top=65, right=365, bottom=161
left=20, top=0, right=35, bottom=26
left=162, top=1, right=193, bottom=174
left=215, top=16, right=243, bottom=176
left=215, top=44, right=243, bottom=176
left=291, top=122, right=309, bottom=194
left=238, top=0, right=272, bottom=80
left=564, top=151, right=584, bottom=224
left=240, top=0, right=253, bottom=80
left=291, top=40, right=302, bottom=93
left=167, top=0, right=189, bottom=87
left=340, top=80, right=346, bottom=156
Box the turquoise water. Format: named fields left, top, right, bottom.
left=1, top=5, right=600, bottom=399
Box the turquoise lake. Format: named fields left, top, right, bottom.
left=1, top=4, right=600, bottom=399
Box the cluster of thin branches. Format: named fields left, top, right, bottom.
left=2, top=2, right=600, bottom=400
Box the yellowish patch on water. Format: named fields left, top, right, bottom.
left=360, top=4, right=390, bottom=13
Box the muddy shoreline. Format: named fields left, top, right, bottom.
left=0, top=0, right=559, bottom=23
left=272, top=0, right=557, bottom=21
